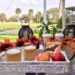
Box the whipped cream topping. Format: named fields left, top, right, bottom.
left=6, top=49, right=20, bottom=54
left=24, top=45, right=36, bottom=50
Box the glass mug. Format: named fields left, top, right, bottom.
left=24, top=45, right=37, bottom=61
left=6, top=48, right=21, bottom=62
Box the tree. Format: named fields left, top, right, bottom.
left=20, top=14, right=29, bottom=23
left=9, top=16, right=18, bottom=22
left=15, top=8, right=21, bottom=22
left=46, top=10, right=51, bottom=21
left=35, top=11, right=42, bottom=23
left=47, top=8, right=59, bottom=23
left=0, top=13, right=7, bottom=22
left=28, top=9, right=34, bottom=24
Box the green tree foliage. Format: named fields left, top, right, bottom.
left=35, top=11, right=42, bottom=23
left=0, top=13, right=7, bottom=22
left=15, top=8, right=21, bottom=15
left=28, top=9, right=34, bottom=23
left=46, top=10, right=51, bottom=21
left=47, top=8, right=59, bottom=23
left=9, top=16, right=18, bottom=22
left=0, top=7, right=62, bottom=25
left=20, top=14, right=29, bottom=23
left=15, top=8, right=21, bottom=22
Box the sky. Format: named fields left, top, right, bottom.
left=0, top=0, right=75, bottom=17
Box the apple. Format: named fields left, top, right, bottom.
left=36, top=52, right=50, bottom=61
left=52, top=53, right=66, bottom=61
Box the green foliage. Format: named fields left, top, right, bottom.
left=39, top=26, right=44, bottom=38
left=15, top=8, right=21, bottom=22
left=0, top=13, right=7, bottom=22
left=46, top=8, right=59, bottom=23
left=37, top=21, right=58, bottom=38
left=28, top=9, right=34, bottom=23
left=20, top=14, right=29, bottom=23
left=35, top=11, right=42, bottom=23
left=52, top=25, right=58, bottom=37
left=57, top=18, right=62, bottom=29
left=15, top=8, right=21, bottom=15
left=37, top=22, right=50, bottom=38
left=9, top=16, right=18, bottom=22
left=0, top=8, right=60, bottom=23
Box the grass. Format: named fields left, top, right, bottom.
left=0, top=34, right=18, bottom=42
left=0, top=22, right=21, bottom=31
left=0, top=22, right=41, bottom=31
left=0, top=33, right=39, bottom=42
left=0, top=22, right=40, bottom=42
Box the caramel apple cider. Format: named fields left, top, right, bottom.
left=6, top=49, right=21, bottom=62
left=24, top=45, right=37, bottom=61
